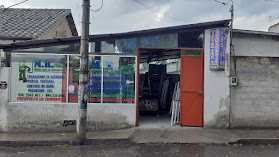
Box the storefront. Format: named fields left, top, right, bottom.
left=0, top=19, right=231, bottom=132
left=11, top=53, right=137, bottom=104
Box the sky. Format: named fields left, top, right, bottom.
left=1, top=0, right=279, bottom=35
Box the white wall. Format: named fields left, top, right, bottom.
left=4, top=102, right=136, bottom=132
left=269, top=23, right=279, bottom=33
left=0, top=67, right=10, bottom=132
left=0, top=67, right=136, bottom=132
left=203, top=29, right=231, bottom=129
left=233, top=33, right=279, bottom=57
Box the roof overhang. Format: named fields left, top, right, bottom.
left=1, top=19, right=231, bottom=51
left=0, top=36, right=33, bottom=41
left=233, top=29, right=279, bottom=37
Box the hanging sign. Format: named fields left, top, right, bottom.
left=210, top=29, right=227, bottom=70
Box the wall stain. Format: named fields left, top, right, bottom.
left=87, top=109, right=132, bottom=132
left=206, top=98, right=230, bottom=129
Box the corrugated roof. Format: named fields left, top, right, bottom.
left=0, top=8, right=72, bottom=39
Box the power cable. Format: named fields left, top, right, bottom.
left=90, top=0, right=104, bottom=12
left=213, top=0, right=232, bottom=5
left=72, top=0, right=82, bottom=23
left=245, top=38, right=266, bottom=56
left=3, top=0, right=29, bottom=11
left=133, top=0, right=193, bottom=22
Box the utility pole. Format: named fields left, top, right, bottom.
left=229, top=1, right=234, bottom=55
left=77, top=0, right=90, bottom=145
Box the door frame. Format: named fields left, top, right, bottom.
left=136, top=47, right=204, bottom=126
left=180, top=48, right=204, bottom=127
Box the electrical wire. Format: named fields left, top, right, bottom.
left=245, top=38, right=266, bottom=56
left=90, top=0, right=104, bottom=12
left=213, top=0, right=232, bottom=5
left=72, top=0, right=82, bottom=24
left=133, top=0, right=193, bottom=22
left=3, top=0, right=29, bottom=11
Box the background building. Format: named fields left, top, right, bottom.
left=0, top=8, right=78, bottom=66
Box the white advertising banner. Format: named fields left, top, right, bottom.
left=11, top=54, right=67, bottom=102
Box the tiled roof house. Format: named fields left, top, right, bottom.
left=0, top=8, right=78, bottom=42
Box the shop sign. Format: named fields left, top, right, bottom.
left=11, top=55, right=66, bottom=102
left=210, top=29, right=227, bottom=70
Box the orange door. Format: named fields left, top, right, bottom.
left=180, top=49, right=203, bottom=127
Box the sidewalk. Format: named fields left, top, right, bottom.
left=1, top=127, right=279, bottom=146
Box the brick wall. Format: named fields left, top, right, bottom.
left=39, top=18, right=74, bottom=39
left=230, top=56, right=279, bottom=128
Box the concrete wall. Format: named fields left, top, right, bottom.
left=0, top=68, right=136, bottom=132
left=203, top=29, right=230, bottom=129
left=230, top=32, right=279, bottom=128
left=230, top=57, right=279, bottom=128
left=4, top=103, right=135, bottom=132
left=39, top=17, right=74, bottom=39
left=233, top=33, right=279, bottom=57
left=0, top=67, right=9, bottom=132
left=269, top=23, right=279, bottom=33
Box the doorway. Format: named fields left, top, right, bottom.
left=136, top=48, right=204, bottom=128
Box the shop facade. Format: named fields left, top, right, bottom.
left=0, top=20, right=233, bottom=132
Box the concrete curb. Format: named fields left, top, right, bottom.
left=1, top=128, right=279, bottom=146
left=0, top=141, right=77, bottom=146
left=1, top=138, right=279, bottom=146
left=0, top=139, right=133, bottom=146
left=231, top=138, right=279, bottom=145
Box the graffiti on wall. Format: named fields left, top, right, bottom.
left=0, top=81, right=7, bottom=90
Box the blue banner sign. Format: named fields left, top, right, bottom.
left=210, top=29, right=226, bottom=70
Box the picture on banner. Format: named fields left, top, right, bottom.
left=11, top=54, right=67, bottom=102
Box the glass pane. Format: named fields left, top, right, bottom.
left=88, top=56, right=102, bottom=103
left=17, top=44, right=80, bottom=53
left=102, top=56, right=136, bottom=103
left=68, top=55, right=79, bottom=102
left=68, top=55, right=102, bottom=103
left=11, top=53, right=67, bottom=102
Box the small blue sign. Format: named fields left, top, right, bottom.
left=210, top=29, right=227, bottom=70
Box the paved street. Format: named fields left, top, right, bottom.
left=0, top=142, right=279, bottom=157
